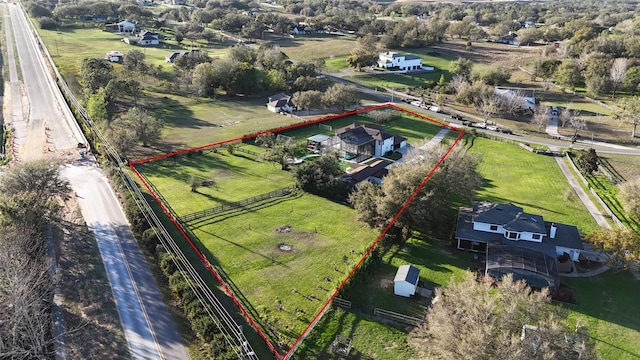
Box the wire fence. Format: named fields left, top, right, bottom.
left=23, top=6, right=259, bottom=358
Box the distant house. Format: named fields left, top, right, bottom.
left=267, top=93, right=294, bottom=113
left=377, top=52, right=423, bottom=71
left=334, top=123, right=407, bottom=162
left=165, top=52, right=181, bottom=63
left=455, top=202, right=584, bottom=289
left=172, top=0, right=186, bottom=4
left=394, top=265, right=420, bottom=297
left=497, top=33, right=519, bottom=45
left=292, top=25, right=323, bottom=35
left=105, top=50, right=124, bottom=63
left=105, top=20, right=136, bottom=34
left=494, top=87, right=536, bottom=111
left=124, top=30, right=160, bottom=46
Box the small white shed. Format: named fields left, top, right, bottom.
left=394, top=264, right=420, bottom=298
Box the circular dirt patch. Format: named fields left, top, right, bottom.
left=277, top=243, right=293, bottom=252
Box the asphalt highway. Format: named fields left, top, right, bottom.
left=4, top=2, right=190, bottom=359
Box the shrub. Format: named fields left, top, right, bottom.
left=38, top=16, right=59, bottom=30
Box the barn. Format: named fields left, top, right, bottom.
left=394, top=264, right=420, bottom=297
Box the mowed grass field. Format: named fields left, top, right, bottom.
left=564, top=271, right=640, bottom=360
left=135, top=109, right=451, bottom=346
left=138, top=149, right=380, bottom=346
left=468, top=137, right=599, bottom=234
left=272, top=34, right=357, bottom=62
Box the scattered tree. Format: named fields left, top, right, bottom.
left=293, top=153, right=348, bottom=199
left=119, top=107, right=164, bottom=147
left=575, top=148, right=598, bottom=174
left=614, top=96, right=640, bottom=137
left=123, top=49, right=146, bottom=71
left=350, top=144, right=481, bottom=233
left=586, top=228, right=640, bottom=273
left=86, top=87, right=109, bottom=122
left=80, top=58, right=114, bottom=95
left=531, top=105, right=550, bottom=130
left=410, top=272, right=594, bottom=360
left=322, top=84, right=360, bottom=111
left=293, top=90, right=323, bottom=115
left=619, top=178, right=640, bottom=221
left=609, top=57, right=628, bottom=98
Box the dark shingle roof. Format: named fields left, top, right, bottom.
left=473, top=202, right=546, bottom=234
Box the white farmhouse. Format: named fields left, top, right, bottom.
left=394, top=265, right=420, bottom=297
left=377, top=52, right=423, bottom=71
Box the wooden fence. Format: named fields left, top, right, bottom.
left=333, top=297, right=352, bottom=309
left=373, top=308, right=425, bottom=326
left=179, top=186, right=295, bottom=223
left=235, top=146, right=261, bottom=157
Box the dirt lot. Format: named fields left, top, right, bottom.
left=433, top=39, right=540, bottom=68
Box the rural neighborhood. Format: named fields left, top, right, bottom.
left=2, top=0, right=640, bottom=359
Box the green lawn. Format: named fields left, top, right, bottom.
left=324, top=55, right=349, bottom=72
left=347, top=237, right=475, bottom=317
left=137, top=149, right=381, bottom=347
left=272, top=34, right=357, bottom=62
left=586, top=173, right=640, bottom=232
left=293, top=308, right=415, bottom=360
left=469, top=137, right=599, bottom=234
left=346, top=71, right=446, bottom=91
left=564, top=271, right=640, bottom=360
left=136, top=150, right=295, bottom=216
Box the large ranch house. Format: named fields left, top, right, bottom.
left=455, top=202, right=584, bottom=289
left=377, top=52, right=423, bottom=71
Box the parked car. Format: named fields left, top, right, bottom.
left=429, top=105, right=441, bottom=113
left=474, top=122, right=487, bottom=129
left=461, top=120, right=473, bottom=126
left=499, top=128, right=514, bottom=134
left=451, top=114, right=463, bottom=121
left=411, top=100, right=423, bottom=107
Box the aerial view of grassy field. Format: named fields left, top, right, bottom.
left=134, top=106, right=451, bottom=350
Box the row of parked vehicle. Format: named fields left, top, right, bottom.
left=400, top=98, right=514, bottom=135
left=400, top=98, right=442, bottom=113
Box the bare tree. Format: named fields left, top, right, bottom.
left=619, top=178, right=640, bottom=221
left=569, top=113, right=588, bottom=141
left=610, top=58, right=628, bottom=98
left=558, top=105, right=572, bottom=128
left=0, top=231, right=54, bottom=359
left=615, top=96, right=640, bottom=137
left=495, top=89, right=527, bottom=117
left=410, top=272, right=594, bottom=360
left=449, top=74, right=468, bottom=94
left=531, top=105, right=550, bottom=130
left=474, top=91, right=499, bottom=124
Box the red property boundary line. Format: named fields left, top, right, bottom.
left=129, top=103, right=465, bottom=359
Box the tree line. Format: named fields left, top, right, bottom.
left=0, top=161, right=71, bottom=358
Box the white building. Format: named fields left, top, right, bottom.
left=377, top=52, right=423, bottom=71
left=394, top=265, right=420, bottom=297
left=494, top=87, right=536, bottom=111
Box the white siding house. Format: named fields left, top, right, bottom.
left=377, top=52, right=423, bottom=70
left=267, top=93, right=294, bottom=113
left=494, top=87, right=536, bottom=111
left=394, top=265, right=420, bottom=297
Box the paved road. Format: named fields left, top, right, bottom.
left=63, top=163, right=190, bottom=360
left=328, top=72, right=640, bottom=156
left=4, top=2, right=190, bottom=359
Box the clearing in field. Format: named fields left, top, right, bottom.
left=133, top=105, right=462, bottom=357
